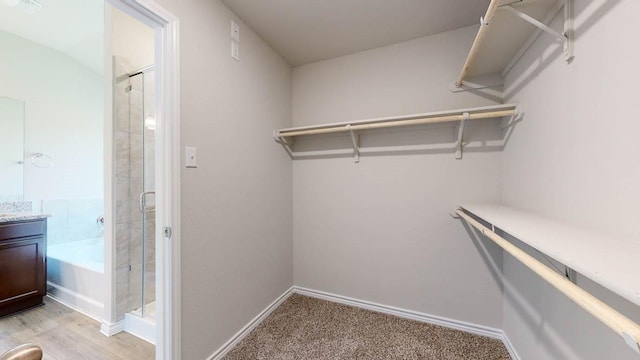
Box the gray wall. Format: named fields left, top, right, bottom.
left=502, top=0, right=640, bottom=358
left=291, top=26, right=505, bottom=329
left=153, top=0, right=293, bottom=359
left=140, top=1, right=640, bottom=358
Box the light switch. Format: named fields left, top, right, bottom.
left=185, top=146, right=197, bottom=168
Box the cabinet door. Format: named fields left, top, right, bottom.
left=0, top=237, right=45, bottom=307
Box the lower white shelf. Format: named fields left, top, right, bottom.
left=457, top=204, right=640, bottom=353
left=459, top=204, right=640, bottom=308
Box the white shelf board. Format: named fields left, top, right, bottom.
left=460, top=204, right=640, bottom=307
left=466, top=0, right=560, bottom=78
left=277, top=103, right=518, bottom=133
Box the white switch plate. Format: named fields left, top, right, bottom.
left=185, top=146, right=197, bottom=168
left=231, top=41, right=240, bottom=61
left=231, top=20, right=240, bottom=42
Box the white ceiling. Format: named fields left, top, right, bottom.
left=222, top=0, right=491, bottom=66
left=0, top=0, right=104, bottom=73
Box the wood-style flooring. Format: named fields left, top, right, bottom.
left=0, top=298, right=154, bottom=360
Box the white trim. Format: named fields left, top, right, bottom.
left=46, top=292, right=103, bottom=323
left=105, top=1, right=181, bottom=359
left=46, top=292, right=102, bottom=323
left=206, top=285, right=520, bottom=358
left=297, top=287, right=522, bottom=358
left=207, top=287, right=295, bottom=360
left=293, top=287, right=504, bottom=340
left=156, top=7, right=182, bottom=360
left=102, top=2, right=116, bottom=327
left=501, top=332, right=521, bottom=360
left=125, top=313, right=157, bottom=345
left=101, top=320, right=125, bottom=336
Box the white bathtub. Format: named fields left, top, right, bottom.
left=47, top=238, right=104, bottom=320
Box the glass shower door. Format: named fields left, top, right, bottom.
left=141, top=68, right=156, bottom=320
left=126, top=69, right=156, bottom=321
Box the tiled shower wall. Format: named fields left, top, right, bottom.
left=114, top=57, right=156, bottom=321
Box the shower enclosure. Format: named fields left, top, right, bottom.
left=114, top=59, right=156, bottom=340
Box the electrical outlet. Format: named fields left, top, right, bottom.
left=231, top=20, right=240, bottom=42
left=231, top=41, right=240, bottom=61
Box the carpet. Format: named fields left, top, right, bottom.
left=223, top=294, right=511, bottom=359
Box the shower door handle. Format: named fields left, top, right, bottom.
left=139, top=191, right=155, bottom=213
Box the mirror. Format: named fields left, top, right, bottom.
left=0, top=97, right=25, bottom=201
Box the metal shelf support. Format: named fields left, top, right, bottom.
left=346, top=124, right=360, bottom=163
left=503, top=0, right=573, bottom=62
left=273, top=130, right=294, bottom=158
left=503, top=6, right=564, bottom=41
left=455, top=112, right=469, bottom=160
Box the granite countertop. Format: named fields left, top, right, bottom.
left=0, top=212, right=52, bottom=223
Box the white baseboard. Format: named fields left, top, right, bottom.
left=124, top=313, right=156, bottom=345
left=501, top=331, right=521, bottom=360
left=46, top=285, right=103, bottom=323
left=296, top=287, right=520, bottom=359
left=207, top=285, right=520, bottom=360
left=293, top=286, right=504, bottom=340
left=101, top=320, right=125, bottom=336
left=47, top=287, right=125, bottom=339
left=207, top=286, right=295, bottom=360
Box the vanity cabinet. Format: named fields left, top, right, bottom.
left=0, top=219, right=46, bottom=317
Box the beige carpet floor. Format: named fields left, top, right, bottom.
left=223, top=294, right=511, bottom=359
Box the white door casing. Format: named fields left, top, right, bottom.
left=103, top=1, right=181, bottom=359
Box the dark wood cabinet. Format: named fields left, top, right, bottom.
left=0, top=219, right=46, bottom=317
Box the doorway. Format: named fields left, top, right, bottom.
left=104, top=1, right=180, bottom=359
left=110, top=6, right=157, bottom=342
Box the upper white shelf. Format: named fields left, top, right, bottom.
left=275, top=104, right=517, bottom=138
left=273, top=103, right=519, bottom=162
left=455, top=0, right=570, bottom=87
left=460, top=204, right=640, bottom=308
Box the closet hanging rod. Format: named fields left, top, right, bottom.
left=455, top=209, right=640, bottom=354
left=454, top=0, right=501, bottom=87
left=276, top=104, right=517, bottom=138
left=279, top=110, right=514, bottom=137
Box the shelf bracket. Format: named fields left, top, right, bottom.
left=563, top=0, right=573, bottom=62
left=503, top=0, right=573, bottom=62
left=455, top=112, right=469, bottom=160
left=449, top=73, right=504, bottom=93
left=623, top=332, right=640, bottom=354
left=503, top=5, right=564, bottom=42
left=346, top=124, right=360, bottom=163
left=273, top=130, right=294, bottom=158
left=565, top=265, right=577, bottom=284
left=501, top=104, right=523, bottom=130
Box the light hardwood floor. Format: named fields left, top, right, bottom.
left=0, top=298, right=154, bottom=360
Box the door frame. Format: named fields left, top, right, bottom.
left=103, top=1, right=181, bottom=359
